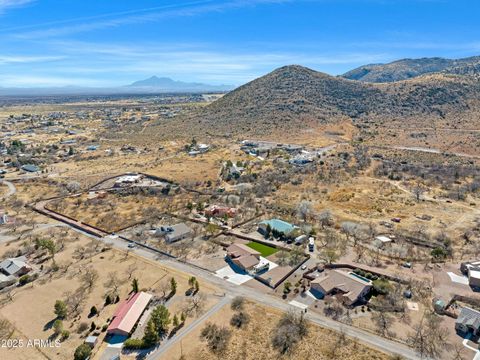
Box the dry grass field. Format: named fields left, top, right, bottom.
left=47, top=190, right=208, bottom=233
left=159, top=300, right=389, bottom=360
left=274, top=170, right=478, bottom=246
left=0, top=226, right=219, bottom=360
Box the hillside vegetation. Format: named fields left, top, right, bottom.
left=182, top=65, right=479, bottom=139
left=342, top=56, right=480, bottom=82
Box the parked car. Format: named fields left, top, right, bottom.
left=127, top=242, right=136, bottom=249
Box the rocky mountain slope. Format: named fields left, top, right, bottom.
left=342, top=56, right=480, bottom=82
left=188, top=65, right=479, bottom=137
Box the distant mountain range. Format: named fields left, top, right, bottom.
left=1, top=55, right=479, bottom=97
left=127, top=76, right=233, bottom=92
left=0, top=76, right=234, bottom=96
left=342, top=56, right=480, bottom=82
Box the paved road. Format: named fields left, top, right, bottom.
left=33, top=204, right=423, bottom=360
left=92, top=235, right=422, bottom=360
left=0, top=180, right=16, bottom=199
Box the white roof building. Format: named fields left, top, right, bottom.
left=375, top=235, right=393, bottom=244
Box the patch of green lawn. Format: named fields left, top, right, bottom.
left=246, top=241, right=278, bottom=257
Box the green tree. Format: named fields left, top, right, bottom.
left=131, top=278, right=139, bottom=293
left=173, top=314, right=180, bottom=328
left=142, top=319, right=159, bottom=346
left=180, top=312, right=186, bottom=324
left=264, top=224, right=272, bottom=239
left=206, top=223, right=219, bottom=236
left=194, top=280, right=200, bottom=293
left=431, top=247, right=448, bottom=260
left=150, top=305, right=171, bottom=333
left=188, top=276, right=197, bottom=289
left=53, top=319, right=63, bottom=336
left=322, top=248, right=340, bottom=264
left=74, top=344, right=92, bottom=360
left=372, top=278, right=393, bottom=295
left=54, top=300, right=68, bottom=319
left=170, top=277, right=177, bottom=295
left=36, top=239, right=57, bottom=263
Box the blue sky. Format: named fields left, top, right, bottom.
left=0, top=0, right=479, bottom=87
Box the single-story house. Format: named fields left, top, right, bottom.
left=375, top=235, right=393, bottom=245
left=226, top=243, right=262, bottom=273
left=0, top=273, right=16, bottom=290
left=310, top=270, right=372, bottom=306
left=205, top=205, right=237, bottom=218
left=258, top=219, right=297, bottom=237
left=107, top=292, right=153, bottom=337
left=21, top=164, right=40, bottom=173
left=461, top=260, right=480, bottom=275
left=114, top=174, right=142, bottom=187
left=155, top=223, right=193, bottom=243
left=0, top=256, right=31, bottom=277
left=455, top=307, right=480, bottom=335
left=468, top=268, right=480, bottom=288
left=289, top=155, right=313, bottom=166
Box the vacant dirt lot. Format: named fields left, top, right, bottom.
left=47, top=189, right=207, bottom=233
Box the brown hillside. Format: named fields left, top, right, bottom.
left=186, top=65, right=479, bottom=136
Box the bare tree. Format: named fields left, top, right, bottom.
left=296, top=200, right=314, bottom=222
left=272, top=310, right=308, bottom=355
left=413, top=184, right=425, bottom=202
left=184, top=292, right=206, bottom=316
left=64, top=288, right=87, bottom=317
left=407, top=312, right=449, bottom=359
left=104, top=272, right=121, bottom=298
left=200, top=322, right=232, bottom=354
left=81, top=267, right=99, bottom=291
left=318, top=209, right=334, bottom=229
left=451, top=343, right=467, bottom=360
left=73, top=246, right=88, bottom=260
left=124, top=262, right=138, bottom=280
left=0, top=318, right=13, bottom=340
left=372, top=311, right=395, bottom=338
left=66, top=181, right=81, bottom=194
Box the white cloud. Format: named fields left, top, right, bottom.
left=13, top=0, right=293, bottom=39
left=0, top=54, right=65, bottom=64
left=0, top=39, right=393, bottom=86
left=0, top=0, right=34, bottom=14
left=0, top=74, right=103, bottom=87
